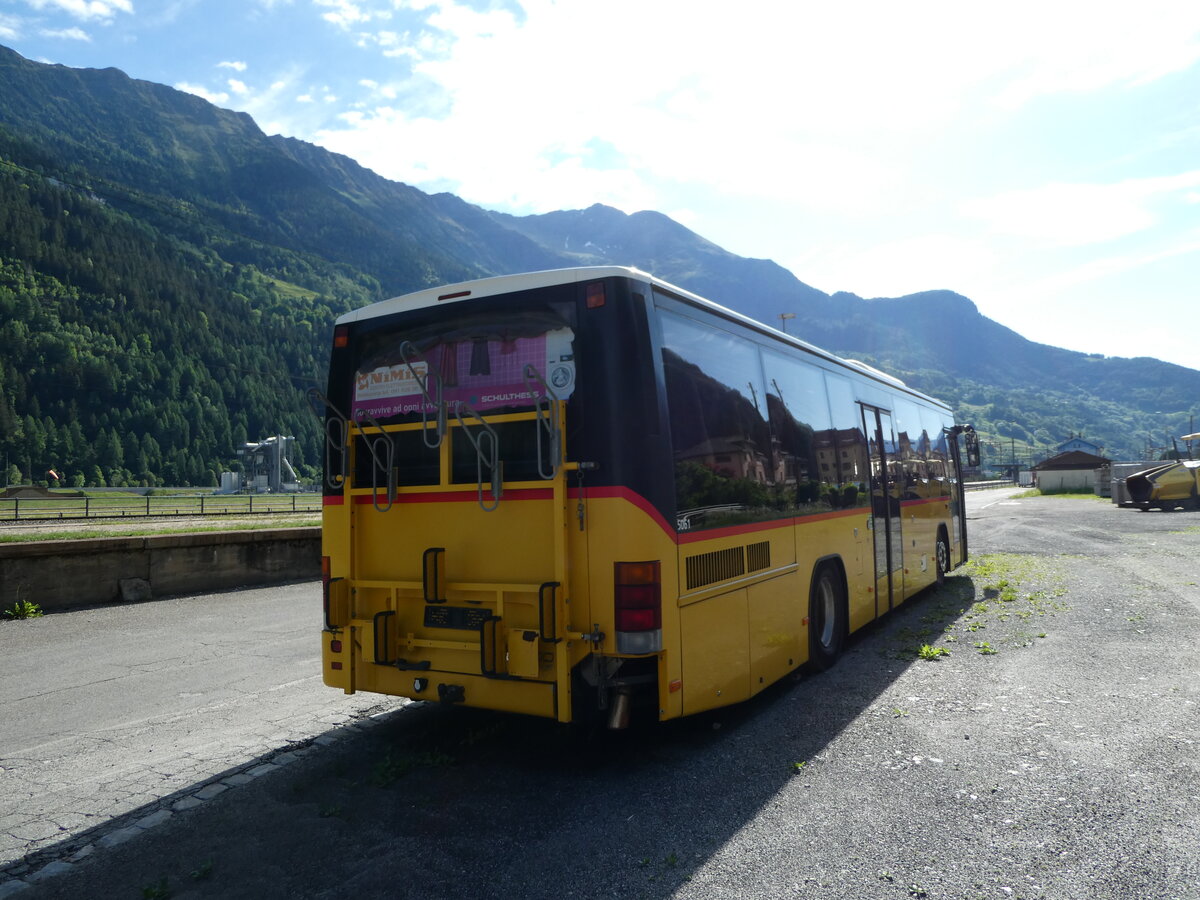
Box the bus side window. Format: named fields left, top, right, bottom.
left=660, top=311, right=773, bottom=528
left=762, top=347, right=834, bottom=513
left=823, top=373, right=870, bottom=509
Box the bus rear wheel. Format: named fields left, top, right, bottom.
left=808, top=563, right=846, bottom=671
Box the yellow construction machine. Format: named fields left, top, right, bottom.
left=1125, top=432, right=1200, bottom=511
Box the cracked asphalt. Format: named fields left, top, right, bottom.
left=2, top=490, right=1198, bottom=899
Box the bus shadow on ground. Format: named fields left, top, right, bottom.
left=16, top=574, right=994, bottom=899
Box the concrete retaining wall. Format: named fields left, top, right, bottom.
left=0, top=528, right=321, bottom=612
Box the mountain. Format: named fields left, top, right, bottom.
left=495, top=204, right=1200, bottom=459
left=0, top=44, right=1195, bottom=485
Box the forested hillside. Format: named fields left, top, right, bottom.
left=0, top=160, right=357, bottom=486
left=0, top=44, right=1196, bottom=486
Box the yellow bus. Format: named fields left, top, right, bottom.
left=315, top=267, right=977, bottom=727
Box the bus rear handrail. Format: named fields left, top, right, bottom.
left=399, top=341, right=447, bottom=449
left=308, top=388, right=349, bottom=490
left=354, top=410, right=396, bottom=512
left=522, top=364, right=561, bottom=480
left=454, top=401, right=503, bottom=511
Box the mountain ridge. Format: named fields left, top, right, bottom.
left=0, top=43, right=1195, bottom=483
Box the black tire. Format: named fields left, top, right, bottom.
left=808, top=563, right=846, bottom=671
left=935, top=529, right=950, bottom=586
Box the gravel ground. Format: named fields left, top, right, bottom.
left=5, top=493, right=1199, bottom=900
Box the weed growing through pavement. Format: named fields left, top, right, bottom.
left=141, top=878, right=171, bottom=899
left=2, top=599, right=43, bottom=619
left=370, top=749, right=454, bottom=787
left=883, top=553, right=1070, bottom=660
left=952, top=554, right=1070, bottom=649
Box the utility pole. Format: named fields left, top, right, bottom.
left=778, top=313, right=796, bottom=334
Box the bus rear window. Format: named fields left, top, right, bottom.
left=350, top=311, right=576, bottom=425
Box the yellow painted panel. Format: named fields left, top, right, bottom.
left=321, top=502, right=350, bottom=574
left=747, top=574, right=805, bottom=696
left=353, top=495, right=556, bottom=585
left=506, top=629, right=541, bottom=679
left=680, top=589, right=750, bottom=716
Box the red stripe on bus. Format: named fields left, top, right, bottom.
left=677, top=506, right=864, bottom=544
left=566, top=486, right=868, bottom=544
left=899, top=495, right=952, bottom=509
left=323, top=495, right=345, bottom=506
left=351, top=488, right=555, bottom=505
left=569, top=485, right=678, bottom=538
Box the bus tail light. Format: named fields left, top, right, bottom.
left=586, top=281, right=606, bottom=308
left=322, top=556, right=348, bottom=630
left=332, top=325, right=349, bottom=349
left=614, top=561, right=661, bottom=654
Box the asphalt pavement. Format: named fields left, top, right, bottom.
left=2, top=490, right=1198, bottom=899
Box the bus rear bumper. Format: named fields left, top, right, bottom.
left=356, top=665, right=561, bottom=720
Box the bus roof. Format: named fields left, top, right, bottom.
left=338, top=266, right=951, bottom=412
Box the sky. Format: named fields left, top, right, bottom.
left=3, top=0, right=1199, bottom=372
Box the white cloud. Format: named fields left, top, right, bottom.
left=965, top=172, right=1200, bottom=246
left=988, top=5, right=1200, bottom=109
left=175, top=82, right=229, bottom=105
left=0, top=15, right=21, bottom=40
left=1019, top=229, right=1200, bottom=295
left=314, top=0, right=390, bottom=29
left=40, top=25, right=91, bottom=40
left=792, top=235, right=1000, bottom=300
left=313, top=0, right=1200, bottom=223
left=218, top=60, right=247, bottom=72
left=228, top=79, right=248, bottom=95
left=26, top=0, right=132, bottom=21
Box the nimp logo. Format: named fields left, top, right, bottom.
left=355, top=362, right=427, bottom=401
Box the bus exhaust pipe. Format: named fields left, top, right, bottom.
left=607, top=688, right=632, bottom=730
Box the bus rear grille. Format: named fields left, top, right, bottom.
left=746, top=541, right=771, bottom=572
left=685, top=547, right=745, bottom=590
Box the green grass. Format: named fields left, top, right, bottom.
left=0, top=517, right=319, bottom=543
left=0, top=493, right=321, bottom=522
left=1014, top=487, right=1108, bottom=501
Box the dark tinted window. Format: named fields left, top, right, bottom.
left=661, top=311, right=776, bottom=532
left=823, top=373, right=871, bottom=509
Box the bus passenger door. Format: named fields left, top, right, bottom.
left=862, top=405, right=903, bottom=615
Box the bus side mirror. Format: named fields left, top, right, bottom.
left=965, top=430, right=980, bottom=468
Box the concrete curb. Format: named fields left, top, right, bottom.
left=0, top=528, right=321, bottom=611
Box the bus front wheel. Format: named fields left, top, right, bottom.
left=808, top=563, right=846, bottom=671
left=935, top=528, right=950, bottom=586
